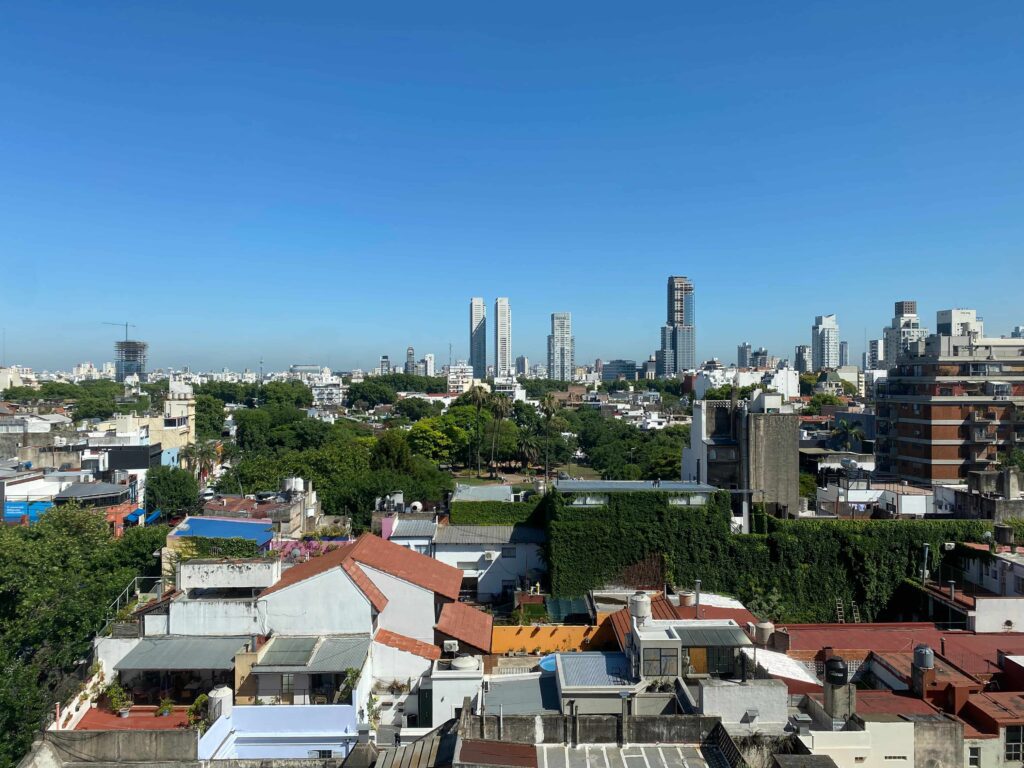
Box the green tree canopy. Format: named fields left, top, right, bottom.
left=195, top=394, right=225, bottom=440
left=145, top=465, right=199, bottom=516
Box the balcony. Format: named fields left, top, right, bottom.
left=971, top=428, right=997, bottom=444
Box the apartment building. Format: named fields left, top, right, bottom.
left=875, top=334, right=1024, bottom=485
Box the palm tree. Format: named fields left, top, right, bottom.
left=467, top=385, right=490, bottom=477
left=540, top=393, right=559, bottom=481
left=516, top=431, right=541, bottom=472
left=831, top=419, right=866, bottom=451
left=180, top=440, right=219, bottom=484
left=488, top=395, right=513, bottom=477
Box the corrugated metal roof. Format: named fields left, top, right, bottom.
left=485, top=675, right=560, bottom=715
left=554, top=479, right=717, bottom=494
left=256, top=636, right=317, bottom=666
left=115, top=636, right=248, bottom=671
left=557, top=652, right=634, bottom=688
left=450, top=484, right=514, bottom=502
left=433, top=525, right=545, bottom=546
left=55, top=481, right=130, bottom=500
left=672, top=624, right=751, bottom=648
left=545, top=596, right=590, bottom=623
left=392, top=519, right=437, bottom=538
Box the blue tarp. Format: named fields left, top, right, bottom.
left=171, top=516, right=274, bottom=548
left=124, top=508, right=144, bottom=523
left=144, top=510, right=161, bottom=525
left=3, top=500, right=53, bottom=524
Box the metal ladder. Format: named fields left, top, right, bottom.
left=835, top=598, right=846, bottom=623
left=851, top=602, right=862, bottom=623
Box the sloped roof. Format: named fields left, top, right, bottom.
left=392, top=519, right=437, bottom=538
left=436, top=601, right=492, bottom=653
left=374, top=629, right=441, bottom=660
left=260, top=534, right=462, bottom=601
left=116, top=636, right=248, bottom=671
left=433, top=525, right=545, bottom=546
left=253, top=635, right=371, bottom=673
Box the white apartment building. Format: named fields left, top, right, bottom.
left=811, top=314, right=840, bottom=371
left=883, top=300, right=928, bottom=366
left=937, top=308, right=984, bottom=338
left=446, top=362, right=475, bottom=395
left=547, top=312, right=574, bottom=381
left=493, top=297, right=512, bottom=378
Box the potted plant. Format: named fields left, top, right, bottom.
left=156, top=697, right=174, bottom=717
left=106, top=682, right=131, bottom=718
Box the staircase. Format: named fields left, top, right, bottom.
left=851, top=601, right=862, bottom=623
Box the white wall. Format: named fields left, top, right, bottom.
left=974, top=598, right=1024, bottom=633
left=434, top=543, right=544, bottom=601
left=799, top=720, right=914, bottom=768
left=697, top=679, right=788, bottom=730
left=361, top=565, right=436, bottom=644
left=257, top=569, right=373, bottom=636
left=431, top=673, right=482, bottom=727
left=169, top=599, right=260, bottom=636
left=144, top=614, right=169, bottom=636
left=93, top=637, right=141, bottom=679
left=178, top=559, right=280, bottom=591
left=371, top=641, right=432, bottom=682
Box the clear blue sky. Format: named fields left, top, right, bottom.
left=2, top=2, right=1022, bottom=372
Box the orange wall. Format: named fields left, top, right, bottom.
left=492, top=622, right=617, bottom=654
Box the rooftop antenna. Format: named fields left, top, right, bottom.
left=103, top=321, right=136, bottom=341
left=448, top=342, right=452, bottom=369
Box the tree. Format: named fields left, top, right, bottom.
left=195, top=394, right=225, bottom=440
left=831, top=419, right=866, bottom=451
left=840, top=379, right=858, bottom=397
left=346, top=380, right=397, bottom=409
left=180, top=440, right=219, bottom=483
left=408, top=419, right=456, bottom=464
left=999, top=448, right=1024, bottom=474
left=799, top=373, right=818, bottom=397
left=517, top=430, right=541, bottom=471
left=488, top=395, right=513, bottom=476
left=145, top=465, right=199, bottom=517
left=467, top=386, right=490, bottom=477
left=234, top=408, right=272, bottom=452
left=393, top=397, right=443, bottom=422
left=371, top=429, right=413, bottom=473
left=804, top=393, right=843, bottom=416
left=799, top=472, right=818, bottom=502
left=540, top=393, right=559, bottom=480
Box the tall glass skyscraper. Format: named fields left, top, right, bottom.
left=493, top=297, right=512, bottom=378
left=547, top=312, right=574, bottom=381
left=657, top=276, right=695, bottom=376
left=469, top=297, right=487, bottom=379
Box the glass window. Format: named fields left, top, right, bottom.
left=501, top=545, right=517, bottom=559
left=707, top=646, right=736, bottom=676
left=968, top=746, right=981, bottom=768
left=1006, top=725, right=1023, bottom=761
left=642, top=648, right=677, bottom=677
left=281, top=673, right=294, bottom=694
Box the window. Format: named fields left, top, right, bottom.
left=501, top=545, right=517, bottom=559
left=309, top=750, right=334, bottom=759
left=707, top=646, right=736, bottom=676
left=642, top=648, right=677, bottom=677
left=281, top=673, right=294, bottom=695
left=456, top=561, right=478, bottom=570
left=1006, top=725, right=1023, bottom=761
left=968, top=746, right=981, bottom=768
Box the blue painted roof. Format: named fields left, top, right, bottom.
left=171, top=516, right=274, bottom=547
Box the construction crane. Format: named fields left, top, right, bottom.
left=103, top=321, right=137, bottom=341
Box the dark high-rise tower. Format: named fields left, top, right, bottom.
left=657, top=276, right=695, bottom=376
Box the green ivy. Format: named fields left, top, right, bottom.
left=448, top=498, right=542, bottom=525
left=546, top=490, right=991, bottom=622
left=176, top=536, right=269, bottom=561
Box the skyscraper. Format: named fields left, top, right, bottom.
left=493, top=297, right=512, bottom=378
left=114, top=340, right=148, bottom=383
left=404, top=346, right=416, bottom=375
left=469, top=298, right=487, bottom=379
left=883, top=300, right=928, bottom=366
left=378, top=355, right=391, bottom=376
left=658, top=276, right=696, bottom=376
left=838, top=341, right=849, bottom=367
left=515, top=355, right=529, bottom=377
left=547, top=312, right=575, bottom=381
left=864, top=339, right=884, bottom=370
left=422, top=353, right=435, bottom=378
left=737, top=342, right=752, bottom=368
left=794, top=345, right=812, bottom=374
left=811, top=315, right=840, bottom=371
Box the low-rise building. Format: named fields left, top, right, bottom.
left=432, top=524, right=545, bottom=603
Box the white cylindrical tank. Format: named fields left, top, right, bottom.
left=679, top=591, right=696, bottom=607
left=451, top=656, right=479, bottom=671
left=410, top=501, right=424, bottom=513
left=629, top=591, right=652, bottom=626
left=914, top=644, right=935, bottom=670
left=208, top=684, right=233, bottom=722
left=754, top=621, right=775, bottom=645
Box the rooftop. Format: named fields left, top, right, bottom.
left=433, top=524, right=546, bottom=546
left=451, top=484, right=514, bottom=503
left=554, top=479, right=717, bottom=494
left=484, top=675, right=560, bottom=715
left=374, top=629, right=441, bottom=661
left=115, top=635, right=249, bottom=672
left=539, top=744, right=705, bottom=768
left=391, top=518, right=438, bottom=538
left=75, top=705, right=189, bottom=731
left=436, top=600, right=493, bottom=652
left=170, top=516, right=274, bottom=547
left=54, top=481, right=129, bottom=500
left=252, top=635, right=371, bottom=673
left=557, top=651, right=635, bottom=689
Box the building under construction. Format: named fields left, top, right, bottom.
left=114, top=340, right=148, bottom=383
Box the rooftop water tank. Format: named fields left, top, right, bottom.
left=679, top=591, right=696, bottom=607
left=451, top=656, right=478, bottom=671
left=824, top=656, right=848, bottom=686
left=914, top=644, right=935, bottom=670
left=754, top=621, right=775, bottom=645
left=208, top=684, right=233, bottom=722
left=629, top=591, right=652, bottom=625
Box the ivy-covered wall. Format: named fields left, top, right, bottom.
left=546, top=490, right=991, bottom=622
left=449, top=497, right=542, bottom=525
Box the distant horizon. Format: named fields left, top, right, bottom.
left=2, top=3, right=1022, bottom=372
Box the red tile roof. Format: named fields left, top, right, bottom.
left=342, top=560, right=389, bottom=612
left=808, top=690, right=939, bottom=717
left=260, top=533, right=462, bottom=601
left=436, top=601, right=493, bottom=653
left=374, top=629, right=441, bottom=661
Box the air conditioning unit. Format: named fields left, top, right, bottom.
left=483, top=551, right=496, bottom=561
left=443, top=640, right=459, bottom=653
left=943, top=542, right=956, bottom=551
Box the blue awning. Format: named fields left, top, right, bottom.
left=124, top=508, right=144, bottom=523
left=145, top=510, right=161, bottom=525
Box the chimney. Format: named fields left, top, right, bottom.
left=948, top=580, right=956, bottom=602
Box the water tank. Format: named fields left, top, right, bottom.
left=207, top=684, right=233, bottom=722
left=410, top=501, right=424, bottom=513
left=824, top=657, right=848, bottom=686
left=995, top=524, right=1014, bottom=546
left=679, top=591, right=696, bottom=607
left=451, top=656, right=479, bottom=671
left=754, top=621, right=775, bottom=645
left=629, top=591, right=652, bottom=625
left=914, top=644, right=935, bottom=670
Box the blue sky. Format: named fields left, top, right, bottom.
left=2, top=2, right=1022, bottom=372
